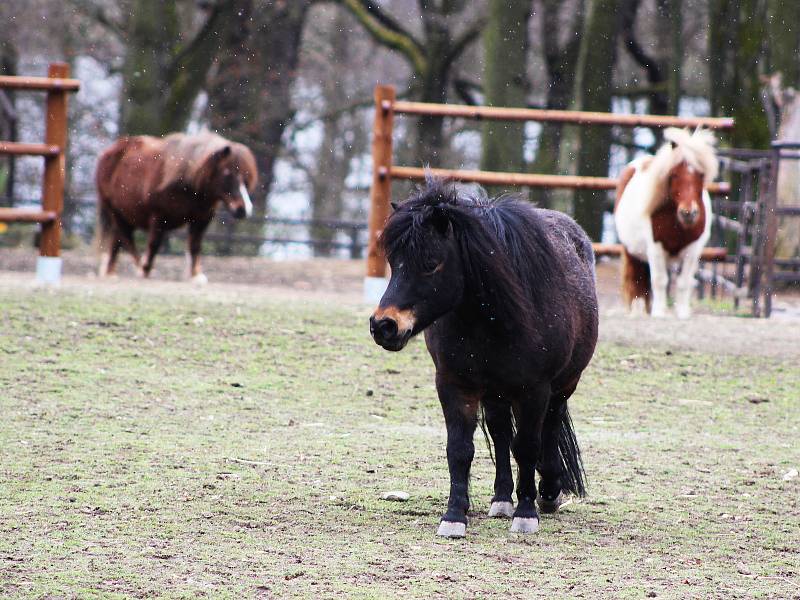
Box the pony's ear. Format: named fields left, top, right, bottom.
left=390, top=201, right=399, bottom=211
left=212, top=145, right=232, bottom=162
left=429, top=204, right=451, bottom=236
left=192, top=145, right=232, bottom=189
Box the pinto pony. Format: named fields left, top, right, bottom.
left=369, top=179, right=598, bottom=538
left=614, top=128, right=718, bottom=318
left=95, top=131, right=257, bottom=283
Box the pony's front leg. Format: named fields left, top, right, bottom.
left=187, top=218, right=211, bottom=285
left=484, top=399, right=515, bottom=518
left=436, top=375, right=480, bottom=538
left=510, top=383, right=550, bottom=534
left=675, top=243, right=703, bottom=319
left=646, top=242, right=670, bottom=317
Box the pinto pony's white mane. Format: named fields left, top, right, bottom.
left=638, top=127, right=719, bottom=216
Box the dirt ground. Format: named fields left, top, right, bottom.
left=1, top=248, right=798, bottom=360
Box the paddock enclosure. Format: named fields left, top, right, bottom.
left=363, top=85, right=794, bottom=317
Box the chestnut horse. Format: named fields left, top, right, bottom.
left=370, top=178, right=598, bottom=538
left=95, top=131, right=257, bottom=283
left=614, top=128, right=718, bottom=318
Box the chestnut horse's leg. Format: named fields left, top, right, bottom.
left=141, top=219, right=165, bottom=278
left=646, top=242, right=670, bottom=317
left=187, top=218, right=212, bottom=284
left=436, top=374, right=480, bottom=538
left=510, top=382, right=550, bottom=533
left=484, top=399, right=515, bottom=518
left=675, top=242, right=703, bottom=319
left=115, top=220, right=141, bottom=276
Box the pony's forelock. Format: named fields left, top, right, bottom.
left=380, top=178, right=552, bottom=336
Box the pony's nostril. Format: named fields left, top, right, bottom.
left=378, top=318, right=398, bottom=339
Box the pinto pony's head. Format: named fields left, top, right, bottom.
left=659, top=128, right=718, bottom=229
left=160, top=132, right=258, bottom=219
left=370, top=180, right=466, bottom=351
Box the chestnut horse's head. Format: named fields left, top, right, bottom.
left=160, top=132, right=258, bottom=219
left=198, top=144, right=258, bottom=219
left=668, top=160, right=705, bottom=229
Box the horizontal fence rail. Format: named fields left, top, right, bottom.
left=0, top=141, right=61, bottom=157
left=0, top=75, right=81, bottom=92
left=389, top=100, right=735, bottom=129
left=388, top=165, right=730, bottom=194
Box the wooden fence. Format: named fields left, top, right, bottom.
left=365, top=84, right=734, bottom=301
left=0, top=63, right=79, bottom=283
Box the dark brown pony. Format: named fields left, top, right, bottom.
left=370, top=178, right=598, bottom=538
left=95, top=131, right=257, bottom=283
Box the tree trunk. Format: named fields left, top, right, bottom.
left=120, top=0, right=236, bottom=136
left=530, top=0, right=584, bottom=209
left=766, top=0, right=800, bottom=87
left=208, top=0, right=312, bottom=207
left=570, top=0, right=623, bottom=241
left=709, top=0, right=770, bottom=149
left=480, top=0, right=532, bottom=182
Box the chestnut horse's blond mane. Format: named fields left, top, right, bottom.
left=158, top=131, right=256, bottom=192
left=637, top=127, right=719, bottom=216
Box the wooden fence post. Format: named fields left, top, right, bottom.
left=364, top=84, right=396, bottom=303
left=36, top=62, right=69, bottom=284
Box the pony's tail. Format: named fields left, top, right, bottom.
left=94, top=139, right=129, bottom=252
left=556, top=405, right=587, bottom=498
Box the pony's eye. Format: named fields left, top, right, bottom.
left=424, top=261, right=442, bottom=275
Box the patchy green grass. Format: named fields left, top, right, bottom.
left=0, top=285, right=798, bottom=599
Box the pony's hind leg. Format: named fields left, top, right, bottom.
left=483, top=398, right=514, bottom=518
left=537, top=379, right=586, bottom=513
left=435, top=375, right=480, bottom=538
left=621, top=248, right=651, bottom=314
left=509, top=383, right=550, bottom=534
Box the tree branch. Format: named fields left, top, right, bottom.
left=338, top=0, right=427, bottom=74
left=444, top=15, right=486, bottom=67
left=66, top=0, right=126, bottom=37
left=621, top=0, right=663, bottom=84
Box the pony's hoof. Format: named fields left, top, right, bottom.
left=191, top=273, right=208, bottom=286
left=510, top=517, right=539, bottom=534
left=538, top=492, right=571, bottom=514
left=676, top=306, right=692, bottom=320
left=437, top=521, right=466, bottom=538
left=488, top=501, right=514, bottom=518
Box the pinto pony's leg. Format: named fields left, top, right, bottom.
left=510, top=383, right=550, bottom=534
left=646, top=242, right=670, bottom=317
left=621, top=248, right=651, bottom=313
left=484, top=399, right=515, bottom=518
left=141, top=220, right=165, bottom=278
left=187, top=219, right=211, bottom=284
left=675, top=242, right=703, bottom=319
left=436, top=375, right=480, bottom=538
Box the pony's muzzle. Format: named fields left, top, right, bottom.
left=369, top=314, right=411, bottom=351
left=678, top=206, right=699, bottom=226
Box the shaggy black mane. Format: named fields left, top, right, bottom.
left=381, top=178, right=558, bottom=334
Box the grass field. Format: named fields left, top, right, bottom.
left=1, top=283, right=798, bottom=599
